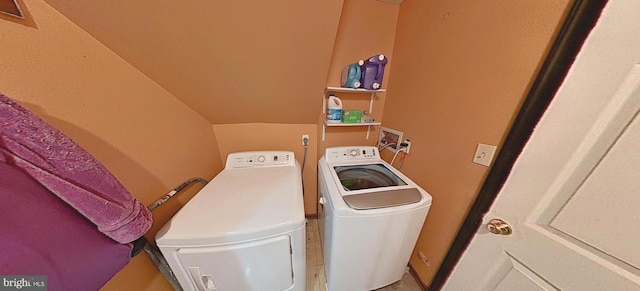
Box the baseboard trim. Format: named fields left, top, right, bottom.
left=408, top=263, right=430, bottom=291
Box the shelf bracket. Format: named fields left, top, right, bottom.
left=369, top=92, right=375, bottom=114
left=322, top=123, right=326, bottom=141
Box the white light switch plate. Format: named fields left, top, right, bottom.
left=473, top=143, right=497, bottom=167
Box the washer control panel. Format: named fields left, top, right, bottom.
left=324, top=147, right=379, bottom=162
left=226, top=151, right=295, bottom=168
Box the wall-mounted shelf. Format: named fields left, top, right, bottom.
left=322, top=120, right=382, bottom=141
left=323, top=86, right=386, bottom=115
left=322, top=87, right=386, bottom=141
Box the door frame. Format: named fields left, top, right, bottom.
left=428, top=0, right=608, bottom=289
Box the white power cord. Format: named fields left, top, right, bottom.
left=390, top=148, right=407, bottom=167
left=378, top=143, right=395, bottom=152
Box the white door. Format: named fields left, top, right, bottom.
left=443, top=1, right=640, bottom=290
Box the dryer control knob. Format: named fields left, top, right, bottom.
left=349, top=149, right=358, bottom=156
left=257, top=155, right=266, bottom=162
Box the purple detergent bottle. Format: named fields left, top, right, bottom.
left=360, top=54, right=388, bottom=90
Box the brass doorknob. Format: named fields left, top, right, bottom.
left=487, top=219, right=513, bottom=235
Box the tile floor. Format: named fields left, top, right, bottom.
left=305, top=219, right=423, bottom=291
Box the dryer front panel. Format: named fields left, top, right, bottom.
left=176, top=235, right=293, bottom=291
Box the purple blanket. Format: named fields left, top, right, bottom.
left=0, top=160, right=131, bottom=290
left=0, top=93, right=151, bottom=243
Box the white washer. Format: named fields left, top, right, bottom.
left=156, top=151, right=305, bottom=291
left=318, top=146, right=432, bottom=291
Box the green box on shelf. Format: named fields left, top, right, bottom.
left=342, top=110, right=362, bottom=123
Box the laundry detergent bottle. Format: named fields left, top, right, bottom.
left=326, top=94, right=343, bottom=123
left=340, top=60, right=364, bottom=89
left=360, top=54, right=388, bottom=90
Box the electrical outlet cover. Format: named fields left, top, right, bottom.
left=473, top=143, right=497, bottom=167
left=379, top=127, right=403, bottom=152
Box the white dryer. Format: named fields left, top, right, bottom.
left=156, top=151, right=306, bottom=291
left=318, top=146, right=432, bottom=291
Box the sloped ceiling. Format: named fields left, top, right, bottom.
left=44, top=0, right=344, bottom=124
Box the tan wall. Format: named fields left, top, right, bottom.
left=213, top=123, right=318, bottom=215
left=384, top=0, right=571, bottom=285
left=320, top=0, right=399, bottom=158
left=44, top=0, right=344, bottom=125
left=0, top=1, right=223, bottom=290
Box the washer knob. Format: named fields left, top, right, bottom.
left=349, top=149, right=358, bottom=156
left=257, top=155, right=266, bottom=162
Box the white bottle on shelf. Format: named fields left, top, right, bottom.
left=326, top=94, right=343, bottom=123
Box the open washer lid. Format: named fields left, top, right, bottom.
left=322, top=147, right=425, bottom=210
left=333, top=163, right=422, bottom=210
left=156, top=152, right=304, bottom=247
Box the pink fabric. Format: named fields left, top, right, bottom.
left=0, top=93, right=151, bottom=243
